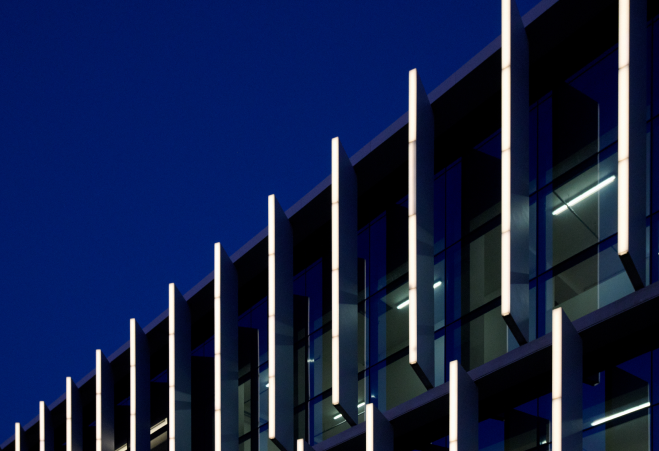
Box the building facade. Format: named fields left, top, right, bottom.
left=5, top=0, right=659, bottom=449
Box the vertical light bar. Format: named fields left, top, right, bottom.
left=408, top=68, right=435, bottom=389
left=268, top=195, right=294, bottom=451
left=66, top=377, right=83, bottom=451
left=448, top=361, right=478, bottom=451
left=552, top=308, right=582, bottom=451
left=130, top=319, right=150, bottom=451
left=39, top=401, right=54, bottom=451
left=501, top=0, right=530, bottom=345
left=169, top=283, right=192, bottom=451
left=296, top=439, right=313, bottom=451
left=617, top=0, right=646, bottom=290
left=331, top=137, right=358, bottom=425
left=96, top=350, right=114, bottom=451
left=14, top=423, right=25, bottom=451
left=365, top=404, right=393, bottom=451
left=214, top=242, right=239, bottom=451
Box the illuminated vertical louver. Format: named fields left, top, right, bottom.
left=501, top=0, right=530, bottom=345
left=214, top=242, right=239, bottom=451
left=169, top=283, right=191, bottom=451
left=39, top=401, right=53, bottom=451
left=130, top=319, right=150, bottom=451
left=331, top=137, right=358, bottom=425
left=96, top=350, right=114, bottom=451
left=14, top=423, right=25, bottom=451
left=617, top=0, right=647, bottom=290
left=66, top=377, right=83, bottom=451
left=448, top=361, right=478, bottom=451
left=365, top=404, right=393, bottom=451
left=408, top=68, right=435, bottom=389
left=268, top=195, right=294, bottom=451
left=552, top=308, right=582, bottom=451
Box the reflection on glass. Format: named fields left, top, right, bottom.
left=309, top=394, right=349, bottom=445
left=369, top=351, right=426, bottom=412
left=309, top=326, right=332, bottom=399
left=369, top=281, right=409, bottom=364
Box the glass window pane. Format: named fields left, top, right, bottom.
left=369, top=281, right=409, bottom=364
left=308, top=325, right=332, bottom=399
left=434, top=173, right=446, bottom=255
left=369, top=351, right=426, bottom=412
left=309, top=394, right=349, bottom=445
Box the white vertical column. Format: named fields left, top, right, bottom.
left=214, top=242, right=239, bottom=451
left=169, top=283, right=192, bottom=451
left=617, top=0, right=647, bottom=290
left=66, top=377, right=83, bottom=451
left=501, top=0, right=530, bottom=345
left=14, top=423, right=25, bottom=451
left=552, top=308, right=582, bottom=451
left=39, top=401, right=54, bottom=451
left=331, top=137, right=358, bottom=425
left=96, top=350, right=114, bottom=451
left=448, top=361, right=478, bottom=451
left=268, top=194, right=294, bottom=451
left=365, top=404, right=393, bottom=451
left=130, top=319, right=150, bottom=451
left=408, top=68, right=435, bottom=389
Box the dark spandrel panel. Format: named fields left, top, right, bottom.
left=446, top=161, right=462, bottom=247
left=568, top=48, right=618, bottom=150
left=537, top=97, right=553, bottom=189
left=530, top=107, right=538, bottom=194
left=251, top=299, right=268, bottom=366
left=368, top=281, right=408, bottom=364
left=445, top=300, right=507, bottom=373
left=308, top=393, right=348, bottom=445
left=308, top=325, right=332, bottom=399
left=652, top=120, right=659, bottom=214
left=652, top=214, right=659, bottom=284
left=433, top=253, right=445, bottom=331
left=358, top=230, right=369, bottom=301
left=368, top=350, right=426, bottom=413
left=654, top=22, right=659, bottom=119
left=369, top=216, right=387, bottom=295
left=306, top=260, right=326, bottom=334
left=530, top=195, right=537, bottom=280
left=529, top=279, right=537, bottom=343
left=294, top=339, right=307, bottom=407
left=434, top=174, right=446, bottom=255
left=474, top=130, right=501, bottom=160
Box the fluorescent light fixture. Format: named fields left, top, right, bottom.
left=333, top=414, right=343, bottom=420
left=129, top=319, right=137, bottom=451
left=552, top=176, right=616, bottom=215
left=265, top=383, right=269, bottom=388
left=66, top=377, right=72, bottom=451
left=15, top=424, right=22, bottom=451
left=168, top=284, right=176, bottom=450
left=433, top=281, right=442, bottom=289
left=501, top=0, right=512, bottom=325
left=150, top=418, right=168, bottom=434
left=357, top=402, right=365, bottom=408
left=618, top=0, right=630, bottom=255
left=397, top=299, right=410, bottom=310
left=331, top=137, right=341, bottom=407
left=267, top=194, right=277, bottom=441
left=591, top=402, right=650, bottom=426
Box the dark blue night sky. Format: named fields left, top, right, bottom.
left=0, top=0, right=541, bottom=441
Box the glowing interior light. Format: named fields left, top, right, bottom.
left=397, top=299, right=410, bottom=310
left=357, top=402, right=365, bottom=408
left=115, top=444, right=128, bottom=451
left=333, top=414, right=343, bottom=420
left=552, top=176, right=616, bottom=216
left=618, top=0, right=630, bottom=257
left=433, top=281, right=442, bottom=289
left=265, top=383, right=269, bottom=388
left=591, top=402, right=650, bottom=426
